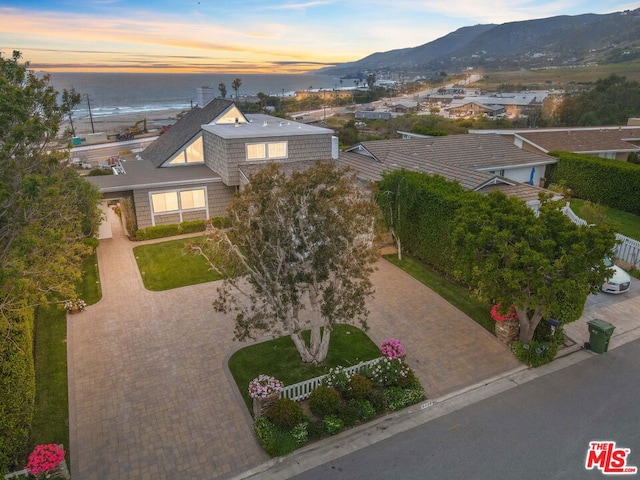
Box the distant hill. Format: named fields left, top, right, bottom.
left=318, top=9, right=640, bottom=77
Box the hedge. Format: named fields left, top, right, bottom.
left=546, top=151, right=640, bottom=215
left=134, top=217, right=231, bottom=241
left=0, top=310, right=36, bottom=476
left=377, top=170, right=466, bottom=275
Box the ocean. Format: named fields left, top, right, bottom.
left=47, top=72, right=342, bottom=121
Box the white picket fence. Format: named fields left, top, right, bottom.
left=280, top=357, right=383, bottom=402
left=563, top=203, right=640, bottom=268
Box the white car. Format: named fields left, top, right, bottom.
left=601, top=257, right=631, bottom=294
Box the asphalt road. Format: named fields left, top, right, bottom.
left=294, top=339, right=640, bottom=480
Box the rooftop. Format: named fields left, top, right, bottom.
left=202, top=114, right=334, bottom=139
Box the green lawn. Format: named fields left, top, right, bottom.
left=29, top=251, right=101, bottom=462
left=133, top=237, right=223, bottom=291
left=229, top=324, right=380, bottom=409
left=77, top=252, right=102, bottom=305
left=569, top=198, right=640, bottom=241
left=30, top=305, right=69, bottom=458
left=383, top=255, right=494, bottom=333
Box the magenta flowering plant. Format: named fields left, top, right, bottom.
left=248, top=374, right=284, bottom=399
left=380, top=338, right=404, bottom=359
left=25, top=444, right=65, bottom=475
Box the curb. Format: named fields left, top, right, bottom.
left=228, top=326, right=639, bottom=480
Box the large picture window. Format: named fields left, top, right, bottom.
left=167, top=136, right=204, bottom=165
left=151, top=192, right=179, bottom=213
left=246, top=141, right=287, bottom=160
left=180, top=189, right=206, bottom=210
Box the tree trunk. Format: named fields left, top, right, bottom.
left=291, top=331, right=315, bottom=363
left=517, top=307, right=544, bottom=342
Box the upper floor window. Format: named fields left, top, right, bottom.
left=246, top=141, right=288, bottom=160
left=167, top=136, right=204, bottom=165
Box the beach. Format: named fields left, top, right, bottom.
left=66, top=108, right=186, bottom=136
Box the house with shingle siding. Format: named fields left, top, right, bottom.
left=86, top=99, right=336, bottom=230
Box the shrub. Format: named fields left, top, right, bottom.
left=253, top=416, right=278, bottom=456
left=266, top=398, right=306, bottom=431
left=383, top=381, right=425, bottom=411
left=322, top=366, right=349, bottom=391
left=180, top=219, right=207, bottom=234
left=86, top=168, right=113, bottom=176
left=309, top=386, right=341, bottom=416
left=511, top=341, right=558, bottom=367
left=211, top=216, right=232, bottom=228
left=394, top=367, right=417, bottom=388
left=135, top=224, right=180, bottom=241
left=354, top=399, right=376, bottom=421
left=367, top=388, right=386, bottom=413
left=344, top=374, right=373, bottom=400
left=323, top=415, right=344, bottom=436
left=362, top=357, right=411, bottom=387
left=307, top=420, right=325, bottom=441
left=337, top=399, right=361, bottom=428
left=290, top=422, right=309, bottom=447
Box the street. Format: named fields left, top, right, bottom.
left=294, top=339, right=640, bottom=480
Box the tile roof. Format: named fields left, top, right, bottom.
left=140, top=99, right=234, bottom=167
left=515, top=128, right=640, bottom=154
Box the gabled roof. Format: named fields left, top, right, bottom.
left=140, top=99, right=235, bottom=167
left=514, top=128, right=640, bottom=154
left=347, top=134, right=555, bottom=172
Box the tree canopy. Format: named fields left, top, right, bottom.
left=0, top=51, right=102, bottom=473
left=557, top=74, right=640, bottom=126
left=195, top=162, right=380, bottom=364
left=451, top=191, right=617, bottom=341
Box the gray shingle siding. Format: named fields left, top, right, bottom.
left=204, top=131, right=333, bottom=186
left=133, top=181, right=235, bottom=229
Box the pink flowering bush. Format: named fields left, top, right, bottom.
left=490, top=303, right=518, bottom=322
left=25, top=444, right=65, bottom=475
left=380, top=338, right=404, bottom=359
left=248, top=374, right=284, bottom=399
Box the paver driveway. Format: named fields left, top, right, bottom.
left=67, top=207, right=518, bottom=479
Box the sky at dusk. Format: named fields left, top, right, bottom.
left=1, top=0, right=637, bottom=74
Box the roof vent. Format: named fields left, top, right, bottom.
left=263, top=121, right=268, bottom=127
left=235, top=118, right=240, bottom=128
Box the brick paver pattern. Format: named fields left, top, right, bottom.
left=67, top=206, right=519, bottom=479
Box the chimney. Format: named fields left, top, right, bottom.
left=196, top=86, right=216, bottom=107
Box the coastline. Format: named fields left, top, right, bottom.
left=65, top=108, right=186, bottom=136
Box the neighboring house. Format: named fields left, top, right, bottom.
left=337, top=134, right=560, bottom=211
left=446, top=92, right=548, bottom=118
left=447, top=101, right=505, bottom=118
left=86, top=99, right=336, bottom=231
left=470, top=125, right=640, bottom=161
left=355, top=111, right=392, bottom=121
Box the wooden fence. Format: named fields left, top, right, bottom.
left=563, top=203, right=640, bottom=268
left=280, top=357, right=383, bottom=402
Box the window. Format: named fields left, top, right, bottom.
left=247, top=143, right=267, bottom=160
left=151, top=192, right=179, bottom=213
left=246, top=141, right=288, bottom=160
left=180, top=189, right=206, bottom=210
left=167, top=136, right=204, bottom=165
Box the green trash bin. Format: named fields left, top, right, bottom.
left=587, top=319, right=615, bottom=353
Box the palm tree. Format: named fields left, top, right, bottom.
left=232, top=78, right=242, bottom=102
left=218, top=82, right=227, bottom=99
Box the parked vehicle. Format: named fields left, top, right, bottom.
left=601, top=257, right=631, bottom=294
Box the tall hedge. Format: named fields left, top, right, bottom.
left=0, top=310, right=36, bottom=475
left=546, top=151, right=640, bottom=215
left=377, top=170, right=466, bottom=274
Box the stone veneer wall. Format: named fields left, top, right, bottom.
left=133, top=180, right=235, bottom=229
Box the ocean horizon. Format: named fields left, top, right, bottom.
left=47, top=72, right=342, bottom=121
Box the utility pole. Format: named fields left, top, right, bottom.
left=86, top=94, right=95, bottom=133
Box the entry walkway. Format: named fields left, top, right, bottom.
left=67, top=208, right=519, bottom=479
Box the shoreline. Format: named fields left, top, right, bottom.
left=64, top=108, right=186, bottom=136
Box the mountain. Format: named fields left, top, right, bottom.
left=318, top=9, right=640, bottom=76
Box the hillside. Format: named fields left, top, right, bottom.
left=318, top=9, right=640, bottom=76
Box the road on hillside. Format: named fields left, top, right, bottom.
left=294, top=339, right=640, bottom=480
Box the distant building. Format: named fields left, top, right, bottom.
left=295, top=89, right=353, bottom=101
left=355, top=111, right=392, bottom=120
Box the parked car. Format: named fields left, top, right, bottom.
left=601, top=257, right=631, bottom=294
